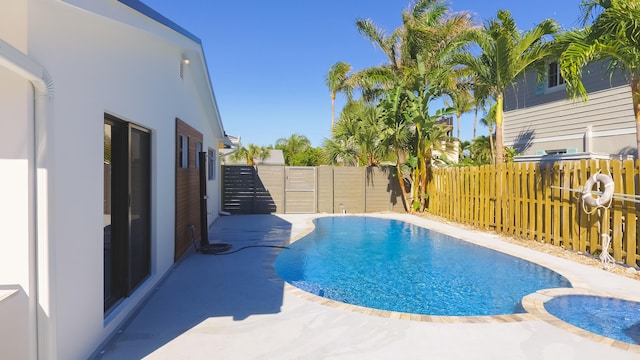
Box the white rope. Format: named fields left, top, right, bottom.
left=545, top=174, right=624, bottom=271
left=550, top=186, right=640, bottom=203
left=600, top=234, right=616, bottom=270
left=578, top=172, right=615, bottom=270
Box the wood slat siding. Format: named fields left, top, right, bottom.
left=175, top=119, right=203, bottom=261
left=427, top=160, right=640, bottom=266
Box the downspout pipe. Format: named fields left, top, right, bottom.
left=0, top=39, right=55, bottom=360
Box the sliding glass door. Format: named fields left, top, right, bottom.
left=104, top=116, right=151, bottom=312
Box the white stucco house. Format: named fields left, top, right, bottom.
left=0, top=0, right=229, bottom=358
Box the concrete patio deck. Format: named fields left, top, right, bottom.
left=96, top=213, right=640, bottom=359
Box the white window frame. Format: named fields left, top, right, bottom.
left=179, top=134, right=189, bottom=168
left=545, top=61, right=566, bottom=93
left=195, top=142, right=202, bottom=168
left=208, top=148, right=216, bottom=180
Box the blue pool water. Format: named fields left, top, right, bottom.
left=545, top=295, right=640, bottom=345
left=275, top=216, right=572, bottom=316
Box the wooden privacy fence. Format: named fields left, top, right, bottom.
left=427, top=159, right=640, bottom=267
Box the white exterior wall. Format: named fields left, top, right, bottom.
left=0, top=1, right=35, bottom=359
left=0, top=0, right=225, bottom=358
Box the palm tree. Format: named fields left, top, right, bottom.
left=352, top=0, right=472, bottom=97
left=353, top=0, right=473, bottom=212
left=275, top=133, right=311, bottom=165
left=451, top=10, right=558, bottom=163
left=231, top=144, right=270, bottom=166
left=322, top=138, right=359, bottom=166
left=469, top=135, right=493, bottom=165
left=379, top=83, right=413, bottom=210
left=445, top=83, right=475, bottom=140
left=331, top=100, right=386, bottom=167
left=325, top=62, right=352, bottom=129
left=480, top=102, right=497, bottom=164
left=559, top=0, right=640, bottom=156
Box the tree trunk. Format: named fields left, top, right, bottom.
left=473, top=106, right=478, bottom=140
left=489, top=124, right=495, bottom=165
left=331, top=92, right=336, bottom=129
left=495, top=94, right=504, bottom=164
left=396, top=161, right=411, bottom=213
left=419, top=151, right=428, bottom=212
left=456, top=114, right=461, bottom=140
left=394, top=148, right=411, bottom=213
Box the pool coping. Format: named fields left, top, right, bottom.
left=275, top=213, right=640, bottom=351
left=522, top=288, right=640, bottom=353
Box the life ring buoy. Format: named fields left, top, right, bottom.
left=582, top=173, right=614, bottom=207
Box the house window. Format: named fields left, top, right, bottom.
left=195, top=142, right=202, bottom=168
left=178, top=134, right=189, bottom=168
left=547, top=61, right=565, bottom=89
left=208, top=148, right=216, bottom=180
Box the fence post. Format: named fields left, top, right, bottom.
left=623, top=159, right=637, bottom=266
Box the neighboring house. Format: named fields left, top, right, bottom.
left=503, top=60, right=637, bottom=158
left=0, top=0, right=230, bottom=358
left=432, top=116, right=459, bottom=164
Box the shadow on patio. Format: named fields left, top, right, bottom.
left=97, top=214, right=292, bottom=359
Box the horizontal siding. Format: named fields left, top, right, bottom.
left=504, top=86, right=636, bottom=155
left=506, top=87, right=633, bottom=136
left=504, top=61, right=629, bottom=112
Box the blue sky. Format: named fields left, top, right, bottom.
left=142, top=0, right=584, bottom=148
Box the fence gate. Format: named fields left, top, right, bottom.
left=284, top=167, right=316, bottom=213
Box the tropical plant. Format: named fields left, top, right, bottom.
left=336, top=101, right=387, bottom=166
left=351, top=0, right=473, bottom=212
left=559, top=0, right=640, bottom=156
left=352, top=0, right=472, bottom=98
left=325, top=62, right=352, bottom=129
left=275, top=133, right=312, bottom=166
left=230, top=144, right=270, bottom=166
left=468, top=135, right=493, bottom=165
left=322, top=138, right=359, bottom=166
left=451, top=10, right=558, bottom=163
left=445, top=82, right=475, bottom=140
left=379, top=83, right=413, bottom=210
left=479, top=102, right=497, bottom=164
left=292, top=147, right=324, bottom=166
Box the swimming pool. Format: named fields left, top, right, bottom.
left=544, top=295, right=640, bottom=345
left=275, top=216, right=572, bottom=316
